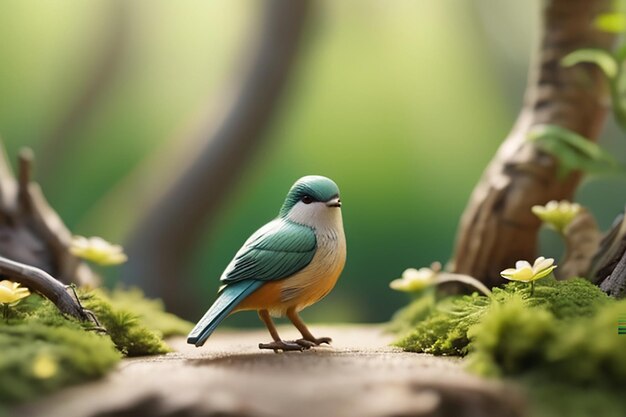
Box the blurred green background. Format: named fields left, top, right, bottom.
left=1, top=0, right=625, bottom=326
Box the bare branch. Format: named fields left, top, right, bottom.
left=0, top=255, right=92, bottom=322
left=17, top=147, right=33, bottom=211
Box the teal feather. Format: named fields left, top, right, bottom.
left=279, top=175, right=339, bottom=217
left=188, top=219, right=317, bottom=346
left=187, top=280, right=263, bottom=346
left=220, top=219, right=317, bottom=284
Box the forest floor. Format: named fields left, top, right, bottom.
left=11, top=324, right=526, bottom=417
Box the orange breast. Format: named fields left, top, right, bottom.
left=234, top=281, right=283, bottom=312
left=233, top=226, right=346, bottom=317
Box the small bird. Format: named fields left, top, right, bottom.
left=187, top=175, right=346, bottom=351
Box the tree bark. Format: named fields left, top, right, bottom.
left=590, top=208, right=626, bottom=297
left=452, top=0, right=614, bottom=287
left=558, top=208, right=601, bottom=279
left=0, top=143, right=96, bottom=286
left=121, top=0, right=311, bottom=316
left=0, top=256, right=92, bottom=322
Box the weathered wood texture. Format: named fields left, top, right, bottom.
left=592, top=209, right=626, bottom=297
left=452, top=0, right=614, bottom=287
left=0, top=255, right=91, bottom=321
left=12, top=325, right=526, bottom=417
left=0, top=145, right=96, bottom=286
left=558, top=208, right=601, bottom=279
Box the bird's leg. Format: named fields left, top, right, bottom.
left=287, top=307, right=332, bottom=346
left=257, top=309, right=310, bottom=352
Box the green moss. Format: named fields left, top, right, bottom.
left=81, top=289, right=171, bottom=356
left=394, top=277, right=611, bottom=355
left=465, top=287, right=626, bottom=384
left=465, top=295, right=557, bottom=376
left=387, top=290, right=435, bottom=336
left=0, top=297, right=120, bottom=403
left=106, top=287, right=193, bottom=337
left=394, top=291, right=496, bottom=355
left=524, top=377, right=626, bottom=417
left=523, top=276, right=610, bottom=319
left=393, top=276, right=626, bottom=416
left=0, top=287, right=189, bottom=404
left=544, top=300, right=626, bottom=383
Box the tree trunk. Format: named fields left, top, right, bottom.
left=38, top=0, right=129, bottom=180
left=452, top=0, right=614, bottom=287
left=121, top=0, right=311, bottom=316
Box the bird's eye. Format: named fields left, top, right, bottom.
left=302, top=195, right=313, bottom=204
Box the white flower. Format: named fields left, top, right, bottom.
left=0, top=280, right=30, bottom=305
left=500, top=257, right=557, bottom=282
left=532, top=200, right=581, bottom=233
left=70, top=236, right=128, bottom=266
left=390, top=264, right=439, bottom=292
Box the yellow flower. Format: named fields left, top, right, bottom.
left=532, top=200, right=581, bottom=233
left=390, top=264, right=439, bottom=292
left=500, top=257, right=557, bottom=282
left=0, top=280, right=30, bottom=305
left=32, top=353, right=58, bottom=379
left=70, top=236, right=128, bottom=266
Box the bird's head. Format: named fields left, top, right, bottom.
left=279, top=176, right=342, bottom=228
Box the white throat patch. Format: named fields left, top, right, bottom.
left=286, top=201, right=343, bottom=234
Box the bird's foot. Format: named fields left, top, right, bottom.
left=259, top=340, right=311, bottom=353
left=299, top=336, right=332, bottom=346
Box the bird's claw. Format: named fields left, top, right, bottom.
left=294, top=339, right=316, bottom=348
left=300, top=336, right=332, bottom=346
left=258, top=340, right=310, bottom=352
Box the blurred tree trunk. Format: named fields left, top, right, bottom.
left=38, top=0, right=129, bottom=180
left=121, top=0, right=311, bottom=316
left=452, top=0, right=614, bottom=287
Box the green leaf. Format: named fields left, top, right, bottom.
left=528, top=124, right=624, bottom=179
left=561, top=49, right=618, bottom=79
left=594, top=12, right=626, bottom=33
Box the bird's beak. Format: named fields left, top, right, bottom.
left=326, top=197, right=341, bottom=208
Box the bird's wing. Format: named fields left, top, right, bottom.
left=220, top=219, right=317, bottom=285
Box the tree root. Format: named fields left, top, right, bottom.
left=0, top=255, right=96, bottom=323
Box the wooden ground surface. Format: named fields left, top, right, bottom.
left=11, top=324, right=526, bottom=417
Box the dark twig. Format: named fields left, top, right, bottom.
left=0, top=255, right=94, bottom=322
left=17, top=148, right=33, bottom=211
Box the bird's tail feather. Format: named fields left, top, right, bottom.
left=187, top=280, right=263, bottom=347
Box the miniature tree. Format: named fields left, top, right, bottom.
left=452, top=0, right=615, bottom=288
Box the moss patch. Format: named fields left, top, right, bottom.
left=0, top=287, right=191, bottom=404
left=81, top=289, right=169, bottom=356
left=106, top=287, right=193, bottom=337
left=394, top=277, right=610, bottom=355
left=0, top=296, right=120, bottom=403
left=387, top=290, right=435, bottom=336
left=392, top=277, right=626, bottom=416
